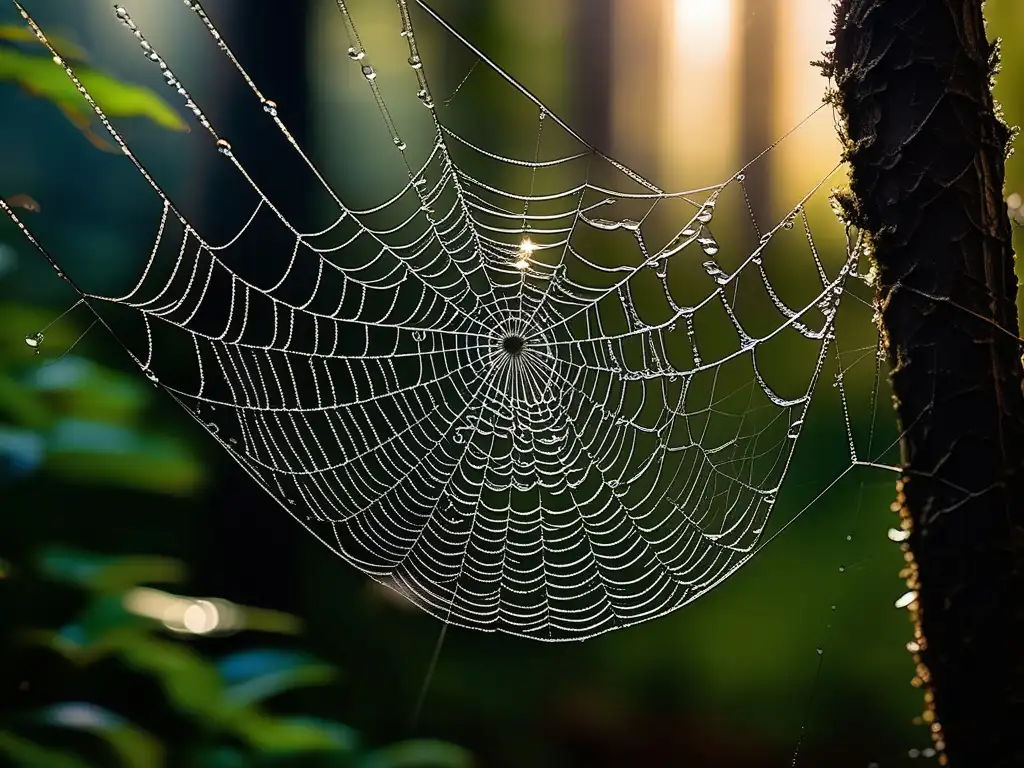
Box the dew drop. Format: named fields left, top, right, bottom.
left=262, top=99, right=278, bottom=116
left=698, top=237, right=720, bottom=257
left=701, top=259, right=727, bottom=282
left=361, top=64, right=377, bottom=81
left=894, top=590, right=917, bottom=609
left=393, top=137, right=407, bottom=151
left=816, top=647, right=823, bottom=656
left=115, top=6, right=129, bottom=20
left=347, top=46, right=365, bottom=61
left=142, top=368, right=159, bottom=384
left=408, top=55, right=422, bottom=69
left=412, top=330, right=426, bottom=342
left=215, top=138, right=232, bottom=156
left=24, top=332, right=43, bottom=351
left=696, top=201, right=715, bottom=224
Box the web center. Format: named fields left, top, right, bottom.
left=502, top=335, right=526, bottom=356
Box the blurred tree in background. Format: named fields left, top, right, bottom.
left=0, top=1, right=1022, bottom=766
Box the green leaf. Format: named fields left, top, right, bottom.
left=284, top=718, right=359, bottom=753
left=0, top=731, right=93, bottom=768
left=0, top=426, right=45, bottom=476
left=236, top=713, right=356, bottom=755
left=28, top=356, right=150, bottom=426
left=0, top=47, right=187, bottom=137
left=0, top=24, right=88, bottom=61
left=39, top=547, right=185, bottom=593
left=192, top=746, right=248, bottom=768
left=218, top=649, right=337, bottom=706
left=119, top=637, right=235, bottom=722
left=0, top=369, right=51, bottom=429
left=235, top=605, right=304, bottom=636
left=356, top=740, right=473, bottom=768
left=121, top=640, right=351, bottom=751
left=34, top=702, right=163, bottom=768
left=43, top=593, right=153, bottom=663
left=45, top=419, right=205, bottom=495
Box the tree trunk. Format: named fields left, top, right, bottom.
left=829, top=1, right=1024, bottom=765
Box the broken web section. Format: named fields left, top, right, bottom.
left=3, top=0, right=858, bottom=641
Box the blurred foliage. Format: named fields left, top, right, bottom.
left=0, top=546, right=473, bottom=768
left=0, top=30, right=467, bottom=765
left=0, top=305, right=204, bottom=495
left=0, top=23, right=186, bottom=152
left=0, top=23, right=195, bottom=493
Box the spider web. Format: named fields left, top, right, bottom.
left=3, top=0, right=870, bottom=642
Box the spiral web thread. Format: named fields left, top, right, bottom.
left=3, top=0, right=869, bottom=641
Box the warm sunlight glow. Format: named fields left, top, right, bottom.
left=775, top=0, right=843, bottom=198
left=673, top=0, right=731, bottom=43
left=661, top=0, right=737, bottom=184
left=124, top=587, right=235, bottom=635
left=182, top=600, right=220, bottom=634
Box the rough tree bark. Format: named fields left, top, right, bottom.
left=828, top=1, right=1024, bottom=765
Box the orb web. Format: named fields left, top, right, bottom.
left=2, top=0, right=865, bottom=641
